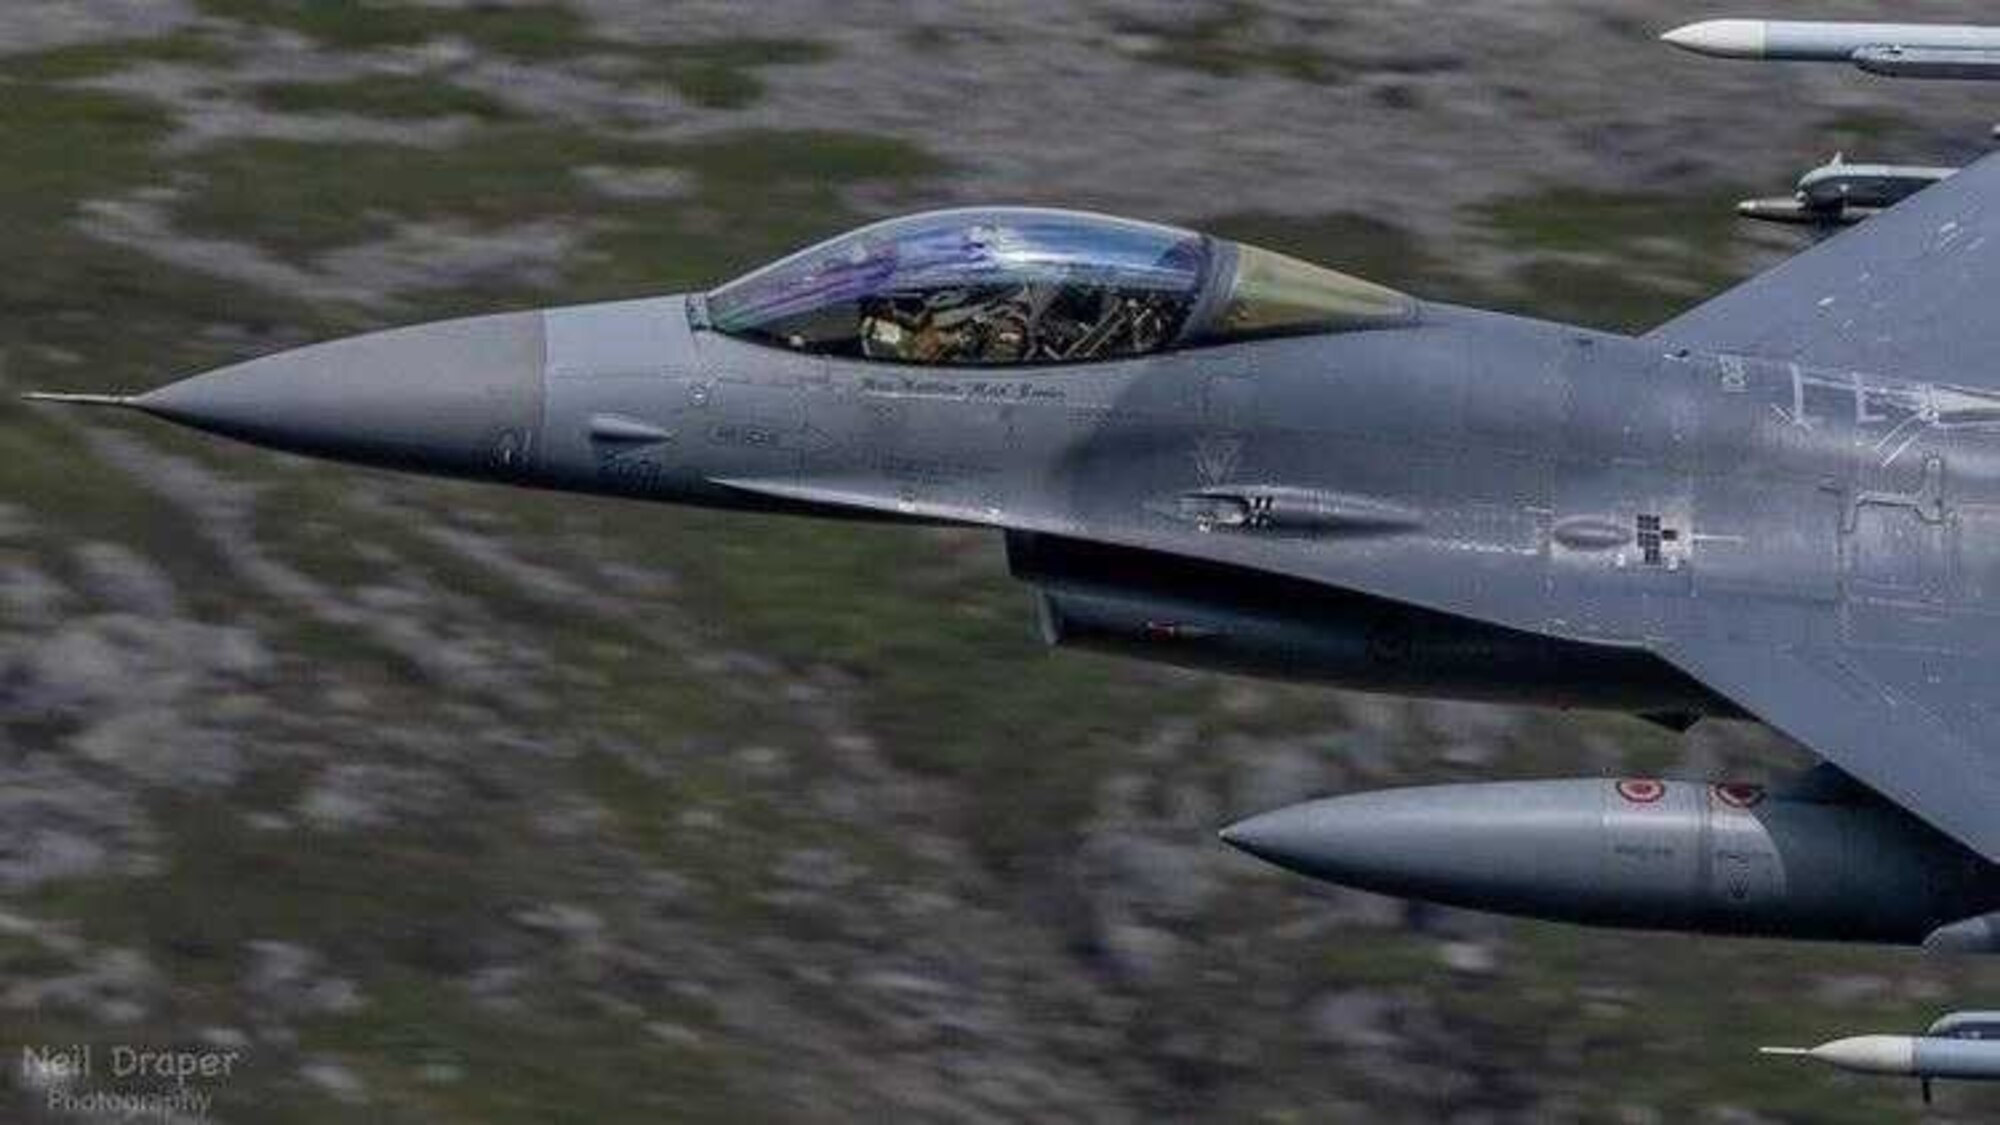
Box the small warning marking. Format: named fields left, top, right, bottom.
left=1713, top=782, right=1766, bottom=809
left=1616, top=778, right=1666, bottom=804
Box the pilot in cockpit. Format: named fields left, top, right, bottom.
left=705, top=207, right=1417, bottom=367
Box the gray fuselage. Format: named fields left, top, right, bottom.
left=98, top=287, right=2000, bottom=721
left=516, top=294, right=1997, bottom=716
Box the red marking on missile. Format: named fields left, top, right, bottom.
left=1714, top=783, right=1766, bottom=809
left=1617, top=779, right=1666, bottom=804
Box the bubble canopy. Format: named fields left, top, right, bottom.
left=702, top=208, right=1417, bottom=367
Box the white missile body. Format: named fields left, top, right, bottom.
left=1764, top=1013, right=2000, bottom=1098
left=1664, top=20, right=2000, bottom=78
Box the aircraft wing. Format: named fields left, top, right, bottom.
left=1648, top=150, right=2000, bottom=861
left=1649, top=149, right=2000, bottom=386
left=1657, top=627, right=2000, bottom=861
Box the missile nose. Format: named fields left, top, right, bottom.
left=1760, top=1037, right=1914, bottom=1074
left=1661, top=19, right=1768, bottom=59
left=1806, top=1036, right=1918, bottom=1076
left=134, top=309, right=547, bottom=480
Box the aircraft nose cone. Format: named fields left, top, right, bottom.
left=138, top=309, right=546, bottom=479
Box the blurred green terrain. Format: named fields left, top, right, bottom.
left=1, top=3, right=1996, bottom=1123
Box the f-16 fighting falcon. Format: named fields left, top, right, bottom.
left=28, top=16, right=2000, bottom=1094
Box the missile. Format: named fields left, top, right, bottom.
left=1220, top=777, right=2000, bottom=945
left=1663, top=20, right=2000, bottom=78
left=1762, top=1035, right=2000, bottom=1081
left=1763, top=1013, right=2000, bottom=1101
left=1736, top=156, right=1956, bottom=228
left=1735, top=197, right=1870, bottom=227
left=1796, top=156, right=1953, bottom=210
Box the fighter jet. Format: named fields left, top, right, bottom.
left=31, top=21, right=2000, bottom=960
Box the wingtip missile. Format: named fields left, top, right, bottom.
left=1662, top=19, right=2000, bottom=74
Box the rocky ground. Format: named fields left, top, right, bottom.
left=4, top=1, right=2000, bottom=1122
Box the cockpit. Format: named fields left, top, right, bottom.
left=700, top=208, right=1417, bottom=366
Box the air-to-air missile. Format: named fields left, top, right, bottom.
left=1663, top=19, right=2000, bottom=79
left=1736, top=154, right=1957, bottom=227
left=1219, top=776, right=2000, bottom=947
left=1763, top=1012, right=2000, bottom=1103
left=1668, top=19, right=1992, bottom=225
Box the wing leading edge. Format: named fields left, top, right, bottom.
left=1649, top=149, right=2000, bottom=386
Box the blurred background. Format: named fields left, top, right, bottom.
left=3, top=1, right=1999, bottom=1121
